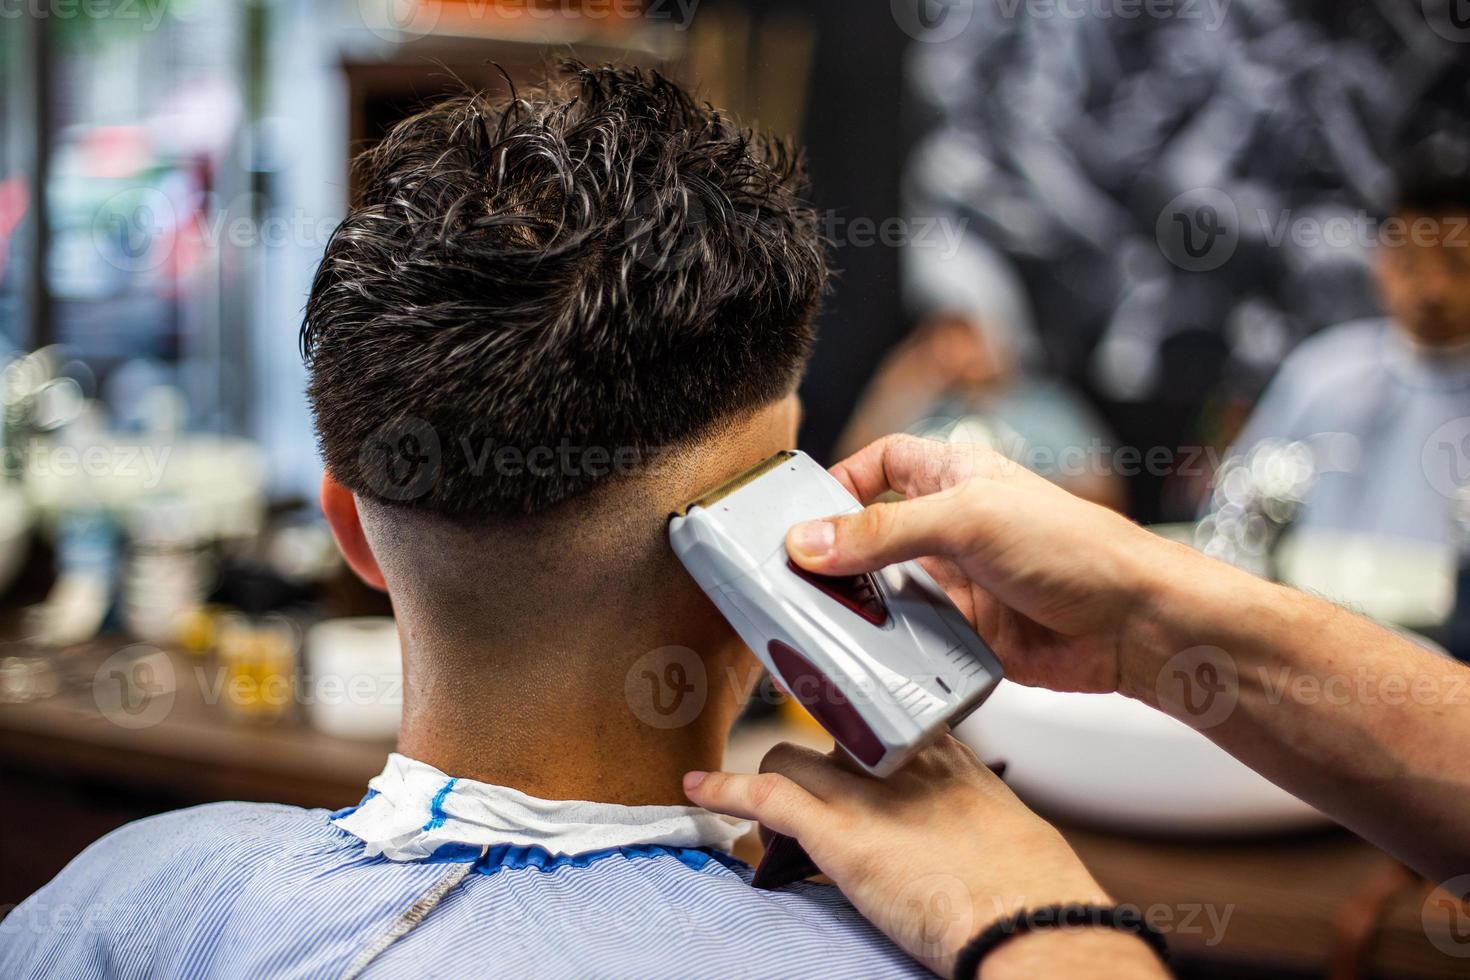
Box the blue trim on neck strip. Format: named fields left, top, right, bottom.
left=426, top=842, right=747, bottom=877
left=421, top=778, right=459, bottom=831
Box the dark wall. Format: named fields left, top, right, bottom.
left=732, top=0, right=908, bottom=461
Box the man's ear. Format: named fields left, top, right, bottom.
left=320, top=471, right=388, bottom=592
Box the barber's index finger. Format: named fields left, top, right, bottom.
left=830, top=434, right=972, bottom=503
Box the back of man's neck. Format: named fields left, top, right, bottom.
left=395, top=648, right=749, bottom=807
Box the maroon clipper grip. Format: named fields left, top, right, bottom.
left=766, top=640, right=886, bottom=769
left=753, top=832, right=822, bottom=890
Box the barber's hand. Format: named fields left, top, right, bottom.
left=685, top=738, right=1163, bottom=979
left=786, top=434, right=1191, bottom=697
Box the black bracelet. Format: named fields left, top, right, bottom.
left=952, top=903, right=1170, bottom=980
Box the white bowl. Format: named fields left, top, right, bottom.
left=957, top=681, right=1325, bottom=837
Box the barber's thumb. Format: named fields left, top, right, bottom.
left=786, top=497, right=950, bottom=575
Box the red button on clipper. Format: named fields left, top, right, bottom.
left=786, top=560, right=888, bottom=626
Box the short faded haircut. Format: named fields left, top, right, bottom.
left=302, top=62, right=828, bottom=518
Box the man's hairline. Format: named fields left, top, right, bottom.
left=346, top=385, right=801, bottom=535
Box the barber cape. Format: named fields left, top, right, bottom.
left=1, top=754, right=928, bottom=979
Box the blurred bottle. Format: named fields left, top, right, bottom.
left=121, top=495, right=211, bottom=645
left=217, top=612, right=298, bottom=723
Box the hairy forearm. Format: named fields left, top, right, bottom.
left=1123, top=541, right=1470, bottom=883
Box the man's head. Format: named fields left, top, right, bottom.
left=1375, top=148, right=1470, bottom=347
left=302, top=64, right=826, bottom=730
left=305, top=62, right=826, bottom=518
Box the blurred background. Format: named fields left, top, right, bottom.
left=3, top=2, right=1470, bottom=976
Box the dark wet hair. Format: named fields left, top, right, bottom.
left=302, top=62, right=827, bottom=517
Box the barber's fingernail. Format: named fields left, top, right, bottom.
left=683, top=771, right=708, bottom=792
left=789, top=521, right=835, bottom=559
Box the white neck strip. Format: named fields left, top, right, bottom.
left=333, top=753, right=749, bottom=862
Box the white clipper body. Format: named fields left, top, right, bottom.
left=668, top=450, right=1003, bottom=777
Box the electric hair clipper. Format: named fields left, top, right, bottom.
left=668, top=450, right=1003, bottom=779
